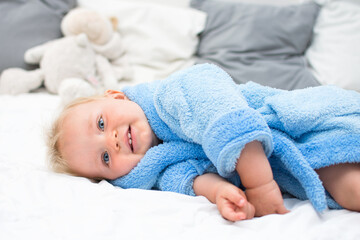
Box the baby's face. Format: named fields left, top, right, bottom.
left=59, top=91, right=159, bottom=180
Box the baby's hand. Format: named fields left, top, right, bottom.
left=215, top=183, right=255, bottom=221
left=245, top=180, right=289, bottom=217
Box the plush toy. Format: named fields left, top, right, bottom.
left=0, top=8, right=131, bottom=104
left=61, top=8, right=131, bottom=69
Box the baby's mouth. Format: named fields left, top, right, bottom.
left=128, top=127, right=134, bottom=152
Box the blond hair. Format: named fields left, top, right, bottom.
left=46, top=95, right=105, bottom=176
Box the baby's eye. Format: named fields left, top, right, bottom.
left=98, top=116, right=105, bottom=131
left=102, top=151, right=110, bottom=165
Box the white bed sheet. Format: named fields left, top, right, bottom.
left=1, top=92, right=360, bottom=240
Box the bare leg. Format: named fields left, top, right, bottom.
left=316, top=163, right=360, bottom=211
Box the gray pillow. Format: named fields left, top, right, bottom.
left=0, top=0, right=76, bottom=73
left=191, top=0, right=321, bottom=90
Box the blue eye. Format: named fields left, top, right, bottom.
left=98, top=116, right=105, bottom=131
left=102, top=151, right=110, bottom=165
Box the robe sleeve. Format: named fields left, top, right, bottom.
left=154, top=64, right=273, bottom=177
left=155, top=159, right=217, bottom=196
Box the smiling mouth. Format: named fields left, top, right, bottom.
left=128, top=127, right=134, bottom=152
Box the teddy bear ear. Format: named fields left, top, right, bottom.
left=75, top=33, right=90, bottom=48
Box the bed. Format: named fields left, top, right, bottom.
left=1, top=0, right=360, bottom=239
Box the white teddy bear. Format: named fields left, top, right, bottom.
left=0, top=8, right=132, bottom=104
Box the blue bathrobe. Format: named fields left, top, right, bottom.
left=110, top=63, right=360, bottom=212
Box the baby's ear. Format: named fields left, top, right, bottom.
left=105, top=89, right=127, bottom=100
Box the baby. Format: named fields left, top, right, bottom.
left=48, top=64, right=360, bottom=221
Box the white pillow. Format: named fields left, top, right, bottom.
left=77, top=0, right=207, bottom=85
left=306, top=0, right=360, bottom=91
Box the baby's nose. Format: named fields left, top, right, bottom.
left=109, top=130, right=120, bottom=150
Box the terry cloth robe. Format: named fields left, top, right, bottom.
left=110, top=63, right=360, bottom=212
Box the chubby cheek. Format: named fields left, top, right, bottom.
left=138, top=130, right=150, bottom=148
left=139, top=124, right=155, bottom=147
left=109, top=158, right=136, bottom=179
